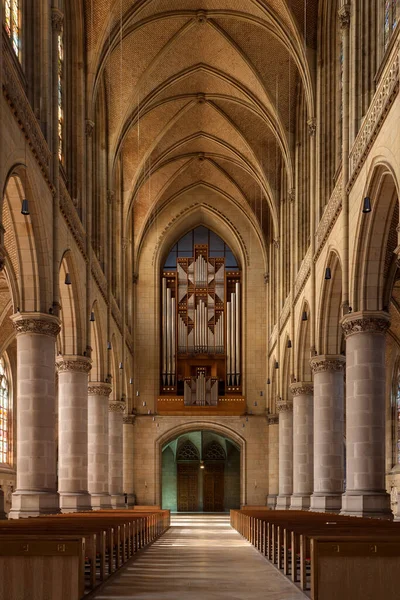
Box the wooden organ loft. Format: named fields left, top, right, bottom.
left=158, top=228, right=245, bottom=416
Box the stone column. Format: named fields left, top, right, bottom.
left=341, top=312, right=391, bottom=517
left=88, top=383, right=112, bottom=509
left=310, top=355, right=345, bottom=512
left=267, top=414, right=279, bottom=508
left=9, top=313, right=60, bottom=518
left=109, top=400, right=125, bottom=508
left=290, top=382, right=314, bottom=510
left=57, top=356, right=91, bottom=512
left=123, top=415, right=135, bottom=507
left=276, top=398, right=293, bottom=510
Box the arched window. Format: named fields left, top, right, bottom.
left=57, top=19, right=65, bottom=163
left=384, top=0, right=398, bottom=51
left=4, top=0, right=21, bottom=60
left=177, top=440, right=200, bottom=461
left=0, top=357, right=10, bottom=465
left=392, top=371, right=400, bottom=465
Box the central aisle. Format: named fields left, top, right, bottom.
left=91, top=514, right=306, bottom=599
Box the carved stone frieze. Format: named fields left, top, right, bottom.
left=289, top=382, right=313, bottom=396
left=267, top=413, right=279, bottom=425
left=123, top=415, right=136, bottom=425
left=341, top=311, right=390, bottom=339
left=56, top=356, right=91, bottom=373
left=111, top=298, right=123, bottom=334
left=279, top=294, right=291, bottom=330
left=11, top=313, right=61, bottom=338
left=276, top=398, right=293, bottom=413
left=88, top=383, right=112, bottom=397
left=315, top=177, right=343, bottom=258
left=310, top=355, right=346, bottom=374
left=109, top=401, right=125, bottom=413
left=91, top=255, right=107, bottom=301
left=59, top=181, right=87, bottom=257
left=294, top=246, right=312, bottom=301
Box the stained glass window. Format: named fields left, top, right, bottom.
left=3, top=0, right=21, bottom=60
left=384, top=0, right=398, bottom=51
left=58, top=29, right=65, bottom=163
left=396, top=380, right=400, bottom=464
left=0, top=357, right=10, bottom=465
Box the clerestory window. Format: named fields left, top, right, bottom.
left=3, top=0, right=21, bottom=60
left=0, top=357, right=10, bottom=465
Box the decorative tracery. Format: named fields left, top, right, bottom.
left=4, top=0, right=21, bottom=60
left=177, top=440, right=200, bottom=461
left=0, top=357, right=10, bottom=465
left=204, top=441, right=226, bottom=461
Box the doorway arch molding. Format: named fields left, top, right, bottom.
left=155, top=420, right=246, bottom=507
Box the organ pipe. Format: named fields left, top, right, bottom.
left=227, top=302, right=231, bottom=385
left=235, top=282, right=240, bottom=384
left=231, top=292, right=236, bottom=386
left=171, top=297, right=176, bottom=384
left=162, top=278, right=167, bottom=385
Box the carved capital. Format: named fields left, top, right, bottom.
left=288, top=188, right=295, bottom=203
left=264, top=273, right=269, bottom=284
left=109, top=401, right=125, bottom=413
left=122, top=237, right=128, bottom=250
left=88, top=382, right=112, bottom=397
left=307, top=118, right=317, bottom=137
left=51, top=8, right=64, bottom=32
left=273, top=238, right=280, bottom=249
left=290, top=381, right=313, bottom=396
left=267, top=413, right=279, bottom=425
left=123, top=415, right=136, bottom=425
left=107, top=190, right=115, bottom=204
left=56, top=356, right=92, bottom=374
left=338, top=4, right=351, bottom=30
left=341, top=311, right=390, bottom=339
left=85, top=120, right=95, bottom=137
left=310, top=354, right=346, bottom=374
left=276, top=398, right=293, bottom=413
left=11, top=313, right=61, bottom=338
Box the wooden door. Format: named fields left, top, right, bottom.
left=203, top=463, right=224, bottom=512
left=177, top=463, right=199, bottom=512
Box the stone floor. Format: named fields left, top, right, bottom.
left=90, top=514, right=306, bottom=599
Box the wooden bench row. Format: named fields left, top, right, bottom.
left=0, top=508, right=170, bottom=600
left=231, top=508, right=400, bottom=600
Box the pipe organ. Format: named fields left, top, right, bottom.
left=162, top=244, right=242, bottom=404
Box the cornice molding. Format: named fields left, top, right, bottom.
left=11, top=313, right=61, bottom=338
left=341, top=311, right=390, bottom=339
left=310, top=354, right=346, bottom=374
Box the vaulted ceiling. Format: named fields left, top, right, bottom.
left=85, top=0, right=318, bottom=243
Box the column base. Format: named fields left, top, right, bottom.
left=59, top=492, right=92, bottom=513
left=276, top=495, right=291, bottom=510
left=340, top=491, right=392, bottom=519
left=290, top=494, right=311, bottom=510
left=267, top=494, right=277, bottom=509
left=9, top=491, right=59, bottom=519
left=110, top=494, right=126, bottom=509
left=310, top=493, right=342, bottom=513
left=90, top=494, right=112, bottom=510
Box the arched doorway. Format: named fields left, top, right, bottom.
left=161, top=430, right=240, bottom=512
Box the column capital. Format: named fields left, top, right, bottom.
left=85, top=120, right=95, bottom=137
left=56, top=355, right=92, bottom=373
left=267, top=413, right=279, bottom=425
left=290, top=381, right=313, bottom=396
left=341, top=311, right=390, bottom=339
left=123, top=415, right=136, bottom=425
left=310, top=354, right=345, bottom=373
left=11, top=312, right=61, bottom=338
left=276, top=398, right=293, bottom=413
left=109, top=401, right=125, bottom=413
left=307, top=117, right=317, bottom=136
left=51, top=8, right=64, bottom=32
left=88, top=382, right=112, bottom=397
left=338, top=3, right=351, bottom=30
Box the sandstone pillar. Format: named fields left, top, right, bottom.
left=88, top=383, right=112, bottom=508
left=341, top=312, right=391, bottom=517
left=310, top=355, right=345, bottom=512
left=57, top=356, right=91, bottom=512
left=267, top=414, right=279, bottom=508
left=109, top=400, right=125, bottom=508
left=290, top=382, right=314, bottom=510
left=9, top=313, right=60, bottom=518
left=123, top=415, right=135, bottom=507
left=276, top=398, right=293, bottom=510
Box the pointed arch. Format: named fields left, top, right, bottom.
left=58, top=251, right=83, bottom=355
left=318, top=249, right=343, bottom=355
left=297, top=300, right=311, bottom=381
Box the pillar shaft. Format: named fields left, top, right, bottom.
left=9, top=313, right=60, bottom=518
left=276, top=398, right=293, bottom=510
left=123, top=415, right=135, bottom=507
left=109, top=401, right=125, bottom=508
left=267, top=414, right=279, bottom=508
left=341, top=312, right=391, bottom=517
left=88, top=383, right=112, bottom=509
left=290, top=382, right=314, bottom=510
left=310, top=355, right=345, bottom=513
left=57, top=356, right=91, bottom=512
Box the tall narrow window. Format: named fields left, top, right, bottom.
left=384, top=0, right=398, bottom=51
left=4, top=0, right=21, bottom=60
left=57, top=27, right=65, bottom=163
left=0, top=357, right=10, bottom=465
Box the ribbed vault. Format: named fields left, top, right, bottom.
left=85, top=0, right=317, bottom=244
